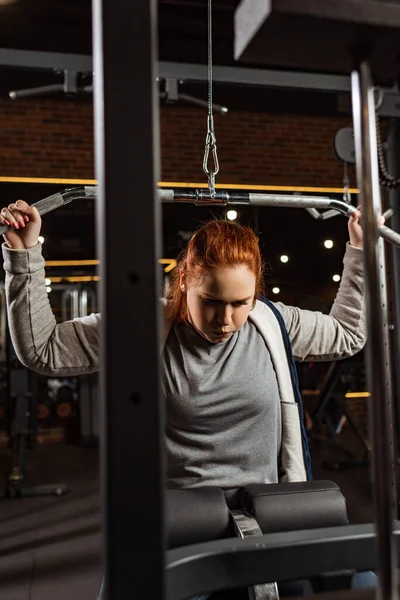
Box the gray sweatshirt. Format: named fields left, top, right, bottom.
left=164, top=319, right=282, bottom=489
left=2, top=242, right=366, bottom=482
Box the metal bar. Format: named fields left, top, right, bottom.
left=0, top=50, right=350, bottom=89
left=160, top=188, right=400, bottom=247
left=379, top=225, right=400, bottom=249
left=0, top=186, right=95, bottom=236
left=0, top=47, right=399, bottom=117
left=9, top=83, right=64, bottom=99
left=92, top=1, right=164, bottom=600
left=166, top=522, right=400, bottom=600
left=0, top=48, right=93, bottom=72
left=231, top=511, right=279, bottom=600
left=248, top=194, right=352, bottom=212
left=387, top=119, right=400, bottom=453
left=159, top=188, right=356, bottom=214
left=158, top=188, right=342, bottom=209
left=6, top=185, right=400, bottom=249
left=351, top=62, right=398, bottom=600
left=159, top=62, right=400, bottom=119
left=160, top=61, right=351, bottom=91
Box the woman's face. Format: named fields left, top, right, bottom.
left=182, top=265, right=256, bottom=344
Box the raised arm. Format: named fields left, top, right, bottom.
left=275, top=207, right=383, bottom=363
left=1, top=200, right=100, bottom=376
left=275, top=243, right=366, bottom=362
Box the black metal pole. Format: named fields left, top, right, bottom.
left=92, top=0, right=165, bottom=599
left=387, top=119, right=400, bottom=453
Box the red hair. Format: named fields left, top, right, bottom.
left=166, top=219, right=265, bottom=324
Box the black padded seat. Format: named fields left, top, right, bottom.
left=166, top=486, right=232, bottom=549
left=241, top=481, right=349, bottom=533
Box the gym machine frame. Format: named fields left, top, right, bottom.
left=94, top=52, right=398, bottom=596
left=2, top=3, right=396, bottom=597
left=2, top=48, right=400, bottom=118
left=0, top=0, right=398, bottom=598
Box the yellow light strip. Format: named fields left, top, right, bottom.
left=159, top=182, right=360, bottom=194
left=158, top=258, right=177, bottom=273
left=48, top=276, right=100, bottom=283
left=0, top=175, right=360, bottom=194
left=45, top=259, right=100, bottom=266
left=345, top=392, right=371, bottom=398
left=66, top=275, right=100, bottom=282
left=0, top=176, right=97, bottom=185
left=45, top=259, right=177, bottom=272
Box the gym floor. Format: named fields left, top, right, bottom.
left=0, top=437, right=379, bottom=600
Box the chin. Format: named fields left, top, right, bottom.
left=209, top=333, right=233, bottom=344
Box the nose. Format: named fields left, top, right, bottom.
left=216, top=304, right=232, bottom=327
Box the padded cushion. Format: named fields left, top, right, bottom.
left=241, top=480, right=349, bottom=533
left=166, top=487, right=232, bottom=549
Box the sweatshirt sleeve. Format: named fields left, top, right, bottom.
left=274, top=243, right=366, bottom=362
left=3, top=242, right=100, bottom=376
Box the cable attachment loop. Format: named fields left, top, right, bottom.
left=203, top=115, right=219, bottom=197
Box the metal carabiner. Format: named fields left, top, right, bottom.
left=203, top=144, right=218, bottom=197
left=203, top=117, right=220, bottom=197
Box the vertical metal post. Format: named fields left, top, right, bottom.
left=351, top=62, right=398, bottom=600
left=92, top=1, right=165, bottom=599
left=387, top=119, right=400, bottom=448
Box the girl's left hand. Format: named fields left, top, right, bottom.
left=348, top=206, right=385, bottom=249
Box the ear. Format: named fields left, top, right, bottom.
left=179, top=269, right=187, bottom=293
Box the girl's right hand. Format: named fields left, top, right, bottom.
left=0, top=200, right=42, bottom=250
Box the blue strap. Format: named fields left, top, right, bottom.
left=259, top=297, right=313, bottom=480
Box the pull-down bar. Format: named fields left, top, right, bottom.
left=3, top=185, right=399, bottom=249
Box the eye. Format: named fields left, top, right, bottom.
left=203, top=298, right=218, bottom=305
left=232, top=301, right=248, bottom=307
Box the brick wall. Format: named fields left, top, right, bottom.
left=0, top=99, right=95, bottom=178
left=161, top=105, right=356, bottom=187
left=0, top=98, right=357, bottom=187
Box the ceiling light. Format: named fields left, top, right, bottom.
left=226, top=210, right=237, bottom=221
left=38, top=235, right=45, bottom=244
left=46, top=286, right=52, bottom=293
left=324, top=239, right=334, bottom=249
left=332, top=274, right=341, bottom=282
left=272, top=287, right=280, bottom=294
left=45, top=278, right=51, bottom=286
left=280, top=255, right=289, bottom=263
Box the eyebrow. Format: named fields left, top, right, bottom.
left=202, top=293, right=253, bottom=303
